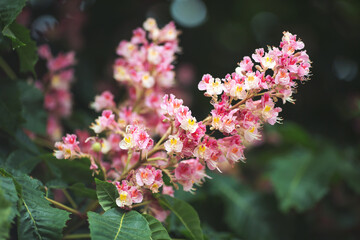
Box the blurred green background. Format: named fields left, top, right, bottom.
left=2, top=0, right=360, bottom=239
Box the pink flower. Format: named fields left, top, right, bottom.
left=198, top=74, right=213, bottom=91
left=148, top=201, right=170, bottom=222
left=164, top=135, right=183, bottom=153
left=54, top=134, right=80, bottom=159
left=175, top=159, right=207, bottom=192
left=38, top=45, right=52, bottom=60
left=135, top=166, right=163, bottom=193
left=238, top=56, right=254, bottom=72
left=162, top=186, right=174, bottom=197
left=90, top=110, right=116, bottom=134
left=91, top=91, right=116, bottom=112
left=47, top=52, right=76, bottom=72
left=115, top=180, right=143, bottom=208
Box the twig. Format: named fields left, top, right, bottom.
left=63, top=233, right=90, bottom=239
left=45, top=197, right=83, bottom=217
left=132, top=201, right=151, bottom=208
left=63, top=189, right=78, bottom=209
left=0, top=56, right=16, bottom=80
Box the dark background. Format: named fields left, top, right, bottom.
left=8, top=0, right=360, bottom=239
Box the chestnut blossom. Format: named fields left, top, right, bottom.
left=135, top=166, right=164, bottom=193
left=54, top=134, right=80, bottom=159
left=90, top=91, right=116, bottom=112
left=174, top=159, right=208, bottom=192
left=90, top=110, right=116, bottom=134
left=54, top=20, right=311, bottom=220
left=37, top=45, right=76, bottom=140
left=115, top=180, right=143, bottom=208
left=119, top=125, right=153, bottom=151
left=164, top=135, right=183, bottom=153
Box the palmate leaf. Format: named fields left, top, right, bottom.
left=95, top=178, right=119, bottom=211
left=16, top=175, right=70, bottom=240
left=143, top=214, right=171, bottom=240
left=0, top=175, right=19, bottom=239
left=88, top=208, right=151, bottom=240
left=159, top=195, right=203, bottom=240
left=268, top=147, right=339, bottom=212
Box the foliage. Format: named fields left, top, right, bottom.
left=0, top=1, right=359, bottom=240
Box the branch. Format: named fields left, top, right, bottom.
left=45, top=197, right=83, bottom=217
left=0, top=56, right=16, bottom=80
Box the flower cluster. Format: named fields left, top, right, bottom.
left=37, top=45, right=76, bottom=140
left=54, top=19, right=311, bottom=222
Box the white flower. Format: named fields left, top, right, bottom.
left=141, top=73, right=155, bottom=88
left=147, top=47, right=161, bottom=65
left=180, top=116, right=198, bottom=133
left=164, top=135, right=183, bottom=153
left=261, top=54, right=276, bottom=69
left=206, top=78, right=223, bottom=95
left=116, top=191, right=132, bottom=208
left=119, top=135, right=134, bottom=150
left=143, top=18, right=157, bottom=31
left=244, top=72, right=260, bottom=90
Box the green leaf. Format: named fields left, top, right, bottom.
left=143, top=214, right=171, bottom=240
left=69, top=182, right=97, bottom=199
left=14, top=128, right=39, bottom=155
left=88, top=208, right=151, bottom=240
left=208, top=173, right=289, bottom=240
left=16, top=174, right=70, bottom=240
left=18, top=81, right=47, bottom=135
left=95, top=178, right=119, bottom=211
left=0, top=188, right=12, bottom=239
left=3, top=149, right=41, bottom=174
left=338, top=159, right=360, bottom=194
left=3, top=22, right=38, bottom=74
left=44, top=156, right=94, bottom=185
left=0, top=0, right=27, bottom=31
left=46, top=180, right=97, bottom=199
left=268, top=148, right=339, bottom=212
left=0, top=175, right=19, bottom=239
left=0, top=80, right=23, bottom=134
left=159, top=195, right=203, bottom=240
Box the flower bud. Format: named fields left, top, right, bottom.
left=91, top=142, right=101, bottom=152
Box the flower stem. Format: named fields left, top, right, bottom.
left=45, top=197, right=83, bottom=217
left=63, top=233, right=90, bottom=239
left=0, top=56, right=16, bottom=80
left=132, top=200, right=151, bottom=208
left=62, top=189, right=78, bottom=209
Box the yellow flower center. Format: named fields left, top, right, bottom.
left=188, top=118, right=195, bottom=125
left=170, top=138, right=177, bottom=145
left=51, top=75, right=60, bottom=86
left=125, top=136, right=131, bottom=144
left=247, top=75, right=254, bottom=82
left=236, top=86, right=243, bottom=92
left=264, top=105, right=271, bottom=112
left=199, top=145, right=206, bottom=153
left=213, top=117, right=220, bottom=124
left=249, top=127, right=255, bottom=133
left=116, top=66, right=126, bottom=76
left=120, top=192, right=128, bottom=201
left=266, top=57, right=273, bottom=63
left=127, top=44, right=135, bottom=51
left=212, top=81, right=219, bottom=87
